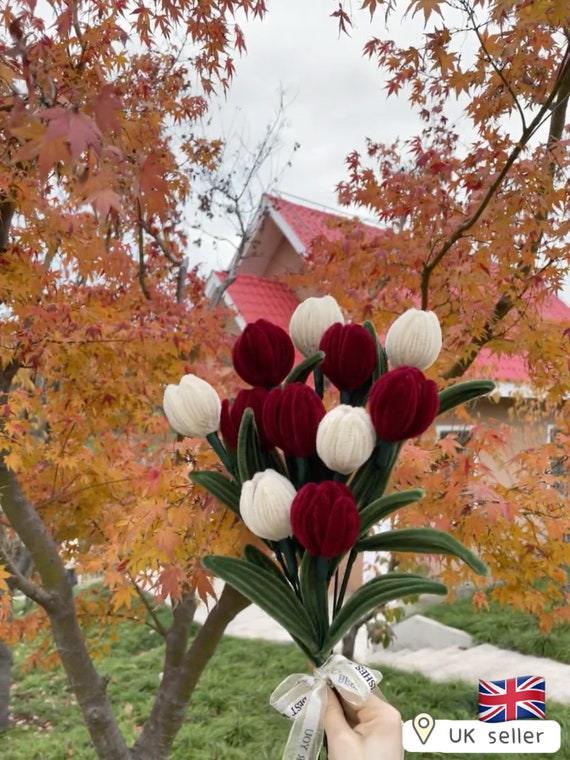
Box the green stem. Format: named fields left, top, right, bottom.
left=334, top=548, right=357, bottom=616
left=332, top=568, right=339, bottom=618
left=273, top=544, right=297, bottom=594
left=314, top=368, right=324, bottom=399
left=296, top=456, right=308, bottom=487
left=206, top=432, right=235, bottom=476
left=280, top=539, right=301, bottom=596
left=316, top=557, right=330, bottom=647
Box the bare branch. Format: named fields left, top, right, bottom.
left=127, top=573, right=168, bottom=637
left=136, top=201, right=151, bottom=301
left=176, top=257, right=189, bottom=303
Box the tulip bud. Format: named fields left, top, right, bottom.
left=162, top=374, right=221, bottom=438
left=220, top=387, right=270, bottom=450
left=319, top=323, right=377, bottom=391
left=316, top=405, right=376, bottom=475
left=288, top=295, right=344, bottom=357
left=232, top=319, right=295, bottom=388
left=239, top=469, right=296, bottom=541
left=291, top=481, right=360, bottom=558
left=263, top=383, right=326, bottom=457
left=385, top=308, right=442, bottom=370
left=368, top=366, right=438, bottom=442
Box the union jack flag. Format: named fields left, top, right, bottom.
left=478, top=676, right=546, bottom=722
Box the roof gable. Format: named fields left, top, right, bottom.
left=212, top=194, right=570, bottom=392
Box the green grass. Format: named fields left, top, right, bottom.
left=3, top=611, right=569, bottom=759
left=422, top=595, right=570, bottom=664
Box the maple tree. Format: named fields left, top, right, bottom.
left=0, top=0, right=267, bottom=757
left=298, top=0, right=570, bottom=630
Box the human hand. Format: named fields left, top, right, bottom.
left=323, top=686, right=403, bottom=760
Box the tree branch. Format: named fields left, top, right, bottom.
left=136, top=201, right=151, bottom=301
left=442, top=49, right=570, bottom=379
left=462, top=0, right=527, bottom=130
left=127, top=573, right=168, bottom=638
left=140, top=220, right=181, bottom=265
left=421, top=42, right=570, bottom=310
left=176, top=256, right=189, bottom=303
left=0, top=201, right=15, bottom=252
left=0, top=541, right=48, bottom=606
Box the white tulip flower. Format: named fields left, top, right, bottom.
left=239, top=469, right=296, bottom=541
left=385, top=308, right=442, bottom=370
left=162, top=374, right=221, bottom=438
left=288, top=295, right=344, bottom=357
left=316, top=405, right=376, bottom=475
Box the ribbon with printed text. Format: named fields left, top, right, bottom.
left=270, top=654, right=383, bottom=760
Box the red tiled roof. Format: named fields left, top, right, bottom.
left=266, top=194, right=384, bottom=250
left=225, top=273, right=299, bottom=333
left=475, top=350, right=529, bottom=383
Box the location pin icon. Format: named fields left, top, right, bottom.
left=413, top=712, right=435, bottom=745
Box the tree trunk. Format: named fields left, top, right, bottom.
left=0, top=463, right=131, bottom=760
left=341, top=624, right=359, bottom=660
left=131, top=584, right=250, bottom=760
left=0, top=641, right=12, bottom=731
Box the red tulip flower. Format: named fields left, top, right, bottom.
left=220, top=387, right=270, bottom=449
left=368, top=365, right=438, bottom=442
left=232, top=319, right=295, bottom=388
left=263, top=383, right=326, bottom=457
left=319, top=323, right=376, bottom=391
left=291, top=481, right=360, bottom=558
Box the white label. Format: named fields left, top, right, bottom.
left=403, top=719, right=561, bottom=753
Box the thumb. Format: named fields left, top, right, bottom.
left=323, top=687, right=352, bottom=741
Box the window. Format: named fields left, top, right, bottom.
left=436, top=425, right=474, bottom=449
left=546, top=424, right=567, bottom=491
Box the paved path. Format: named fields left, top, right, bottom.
left=194, top=598, right=570, bottom=705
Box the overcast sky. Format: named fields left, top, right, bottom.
left=194, top=0, right=447, bottom=270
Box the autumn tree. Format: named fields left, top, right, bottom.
left=0, top=1, right=272, bottom=757
left=1, top=0, right=569, bottom=757
left=299, top=0, right=570, bottom=628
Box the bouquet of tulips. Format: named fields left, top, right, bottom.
left=163, top=296, right=493, bottom=760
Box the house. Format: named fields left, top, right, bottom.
left=205, top=192, right=570, bottom=584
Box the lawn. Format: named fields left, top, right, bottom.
left=3, top=605, right=569, bottom=760
left=422, top=594, right=570, bottom=664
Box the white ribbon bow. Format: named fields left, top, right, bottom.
left=270, top=654, right=383, bottom=760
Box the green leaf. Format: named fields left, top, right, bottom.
left=285, top=351, right=325, bottom=385
left=438, top=380, right=495, bottom=416
left=202, top=555, right=319, bottom=652
left=325, top=573, right=447, bottom=649
left=362, top=320, right=388, bottom=379
left=299, top=553, right=329, bottom=646
left=359, top=488, right=425, bottom=536
left=189, top=471, right=241, bottom=515
left=357, top=527, right=488, bottom=575
left=349, top=440, right=402, bottom=507
left=243, top=544, right=287, bottom=585
left=236, top=407, right=264, bottom=483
